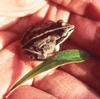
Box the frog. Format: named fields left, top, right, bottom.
left=21, top=20, right=75, bottom=60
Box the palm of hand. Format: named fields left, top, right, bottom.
left=0, top=0, right=100, bottom=99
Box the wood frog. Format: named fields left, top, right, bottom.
left=21, top=20, right=75, bottom=60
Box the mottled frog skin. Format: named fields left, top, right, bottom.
left=21, top=20, right=75, bottom=60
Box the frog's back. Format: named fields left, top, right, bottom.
left=21, top=20, right=56, bottom=45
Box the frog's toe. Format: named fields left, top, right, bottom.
left=37, top=54, right=47, bottom=60
left=54, top=45, right=60, bottom=52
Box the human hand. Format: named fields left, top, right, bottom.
left=0, top=0, right=100, bottom=99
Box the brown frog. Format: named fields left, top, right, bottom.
left=21, top=20, right=75, bottom=60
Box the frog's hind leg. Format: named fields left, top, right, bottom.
left=24, top=49, right=42, bottom=60
left=25, top=49, right=47, bottom=60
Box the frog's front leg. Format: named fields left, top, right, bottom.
left=54, top=44, right=60, bottom=52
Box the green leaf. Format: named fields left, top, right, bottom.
left=11, top=49, right=88, bottom=91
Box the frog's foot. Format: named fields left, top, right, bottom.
left=37, top=53, right=47, bottom=60
left=54, top=44, right=60, bottom=52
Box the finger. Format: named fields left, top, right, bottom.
left=60, top=41, right=100, bottom=93
left=44, top=2, right=58, bottom=21
left=44, top=2, right=70, bottom=22
left=7, top=85, right=57, bottom=99
left=69, top=14, right=100, bottom=58
left=51, top=0, right=100, bottom=21
left=0, top=41, right=21, bottom=98
left=33, top=70, right=100, bottom=99
left=0, top=31, right=18, bottom=50
left=0, top=41, right=32, bottom=98
left=0, top=16, right=18, bottom=29
left=60, top=57, right=100, bottom=93
left=55, top=6, right=70, bottom=22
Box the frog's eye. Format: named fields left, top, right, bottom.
left=57, top=20, right=67, bottom=27
left=57, top=20, right=64, bottom=25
